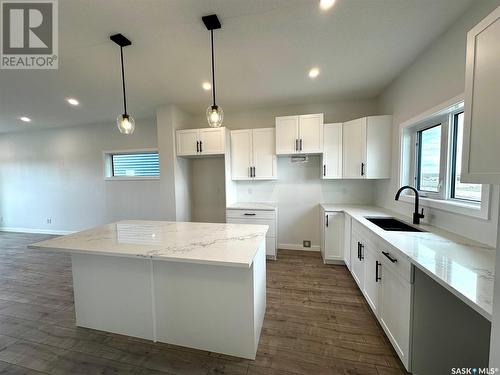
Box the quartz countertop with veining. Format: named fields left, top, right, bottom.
left=226, top=202, right=277, bottom=211
left=30, top=220, right=269, bottom=268
left=321, top=204, right=496, bottom=320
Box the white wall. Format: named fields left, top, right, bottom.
left=190, top=98, right=381, bottom=248
left=375, top=0, right=500, bottom=247
left=0, top=118, right=163, bottom=233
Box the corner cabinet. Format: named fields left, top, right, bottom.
left=176, top=127, right=226, bottom=157
left=342, top=115, right=392, bottom=179
left=321, top=123, right=342, bottom=179
left=275, top=114, right=323, bottom=155
left=461, top=6, right=500, bottom=184
left=319, top=208, right=344, bottom=264
left=231, top=128, right=277, bottom=180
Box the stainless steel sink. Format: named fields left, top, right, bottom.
left=364, top=217, right=425, bottom=232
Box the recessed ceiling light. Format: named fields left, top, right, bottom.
left=66, top=98, right=79, bottom=106
left=19, top=116, right=31, bottom=123
left=319, top=0, right=336, bottom=11
left=202, top=82, right=212, bottom=91
left=309, top=67, right=320, bottom=79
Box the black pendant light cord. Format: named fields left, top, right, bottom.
left=120, top=46, right=128, bottom=115
left=211, top=29, right=216, bottom=107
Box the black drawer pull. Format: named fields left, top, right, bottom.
left=244, top=213, right=256, bottom=216
left=375, top=261, right=381, bottom=282
left=382, top=251, right=397, bottom=263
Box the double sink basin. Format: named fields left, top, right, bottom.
left=365, top=217, right=424, bottom=232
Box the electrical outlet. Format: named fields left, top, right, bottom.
left=303, top=240, right=311, bottom=248
left=46, top=218, right=52, bottom=224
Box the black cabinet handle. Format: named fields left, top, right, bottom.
left=249, top=167, right=252, bottom=178
left=295, top=139, right=298, bottom=151
left=196, top=141, right=200, bottom=153
left=244, top=213, right=256, bottom=216
left=299, top=139, right=303, bottom=151
left=376, top=261, right=381, bottom=282
left=199, top=141, right=203, bottom=153
left=382, top=251, right=397, bottom=263
left=326, top=215, right=329, bottom=227
left=357, top=242, right=361, bottom=260
left=253, top=167, right=256, bottom=177
left=361, top=162, right=365, bottom=176
left=323, top=165, right=326, bottom=176
left=359, top=243, right=364, bottom=260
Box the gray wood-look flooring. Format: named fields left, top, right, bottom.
left=0, top=232, right=407, bottom=374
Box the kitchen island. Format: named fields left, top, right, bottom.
left=30, top=220, right=268, bottom=359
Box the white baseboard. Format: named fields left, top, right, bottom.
left=0, top=227, right=75, bottom=236
left=278, top=243, right=320, bottom=252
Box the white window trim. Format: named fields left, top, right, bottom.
left=103, top=148, right=160, bottom=181
left=397, top=94, right=491, bottom=220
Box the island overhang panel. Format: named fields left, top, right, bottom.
left=30, top=220, right=268, bottom=359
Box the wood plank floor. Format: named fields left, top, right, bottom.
left=0, top=232, right=408, bottom=375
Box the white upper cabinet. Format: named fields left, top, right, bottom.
left=461, top=6, right=500, bottom=184
left=231, top=128, right=277, bottom=181
left=342, top=115, right=392, bottom=179
left=322, top=123, right=343, bottom=179
left=176, top=127, right=225, bottom=157
left=275, top=114, right=323, bottom=155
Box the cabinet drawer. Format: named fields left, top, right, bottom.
left=379, top=245, right=412, bottom=283
left=226, top=217, right=276, bottom=238
left=226, top=209, right=276, bottom=220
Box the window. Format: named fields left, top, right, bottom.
left=450, top=112, right=481, bottom=202
left=416, top=124, right=442, bottom=193
left=104, top=150, right=159, bottom=179
left=400, top=98, right=490, bottom=219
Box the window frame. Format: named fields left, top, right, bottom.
left=103, top=148, right=160, bottom=181
left=398, top=94, right=491, bottom=220
left=449, top=110, right=481, bottom=203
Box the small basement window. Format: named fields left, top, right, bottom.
left=104, top=150, right=160, bottom=180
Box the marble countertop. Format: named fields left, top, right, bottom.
left=226, top=202, right=277, bottom=211
left=30, top=220, right=269, bottom=268
left=321, top=204, right=495, bottom=320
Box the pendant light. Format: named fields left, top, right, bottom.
left=110, top=33, right=135, bottom=135
left=202, top=14, right=223, bottom=128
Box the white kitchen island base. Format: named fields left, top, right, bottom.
left=31, top=220, right=269, bottom=360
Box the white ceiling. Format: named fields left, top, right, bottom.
left=0, top=0, right=474, bottom=133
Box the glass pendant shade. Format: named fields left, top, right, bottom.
left=117, top=114, right=135, bottom=135
left=206, top=105, right=223, bottom=128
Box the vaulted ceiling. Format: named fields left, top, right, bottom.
left=0, top=0, right=474, bottom=132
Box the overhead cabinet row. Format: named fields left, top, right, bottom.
left=174, top=114, right=392, bottom=180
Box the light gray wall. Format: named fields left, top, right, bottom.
left=375, top=0, right=500, bottom=247
left=189, top=98, right=381, bottom=248
left=0, top=118, right=163, bottom=233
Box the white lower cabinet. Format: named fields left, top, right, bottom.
left=379, top=251, right=413, bottom=371
left=349, top=221, right=413, bottom=372
left=226, top=207, right=278, bottom=259
left=320, top=208, right=344, bottom=263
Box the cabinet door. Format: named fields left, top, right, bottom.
left=362, top=245, right=380, bottom=316
left=343, top=118, right=367, bottom=178
left=299, top=114, right=323, bottom=153
left=379, top=261, right=412, bottom=370
left=252, top=128, right=277, bottom=180
left=275, top=116, right=299, bottom=155
left=343, top=215, right=351, bottom=270
left=461, top=7, right=500, bottom=184
left=231, top=130, right=252, bottom=180
left=322, top=123, right=342, bottom=179
left=176, top=129, right=199, bottom=156
left=350, top=232, right=365, bottom=289
left=323, top=212, right=344, bottom=262
left=199, top=128, right=225, bottom=155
